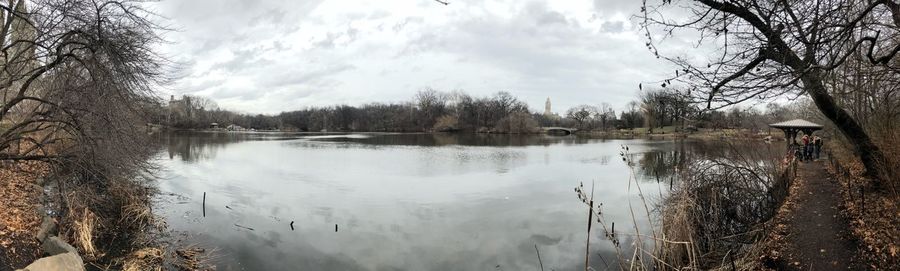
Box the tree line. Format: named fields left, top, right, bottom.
left=159, top=87, right=803, bottom=134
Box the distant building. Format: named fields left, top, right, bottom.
left=167, top=95, right=193, bottom=126
left=544, top=97, right=552, bottom=116
left=543, top=97, right=560, bottom=120
left=226, top=124, right=246, bottom=131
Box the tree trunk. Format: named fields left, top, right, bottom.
left=802, top=70, right=886, bottom=182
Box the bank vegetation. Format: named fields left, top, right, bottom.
left=0, top=0, right=180, bottom=270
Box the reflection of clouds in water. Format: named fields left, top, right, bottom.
left=579, top=155, right=611, bottom=165
left=530, top=233, right=562, bottom=245
left=192, top=229, right=369, bottom=271
left=157, top=133, right=692, bottom=270
left=313, top=206, right=334, bottom=221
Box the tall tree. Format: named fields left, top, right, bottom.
left=567, top=104, right=597, bottom=129
left=596, top=102, right=616, bottom=130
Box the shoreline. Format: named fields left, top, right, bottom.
left=163, top=127, right=782, bottom=141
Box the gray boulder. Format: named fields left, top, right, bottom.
left=34, top=216, right=56, bottom=242
left=16, top=252, right=84, bottom=271
left=42, top=236, right=77, bottom=256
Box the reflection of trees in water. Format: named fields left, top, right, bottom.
left=635, top=140, right=779, bottom=186
left=167, top=133, right=610, bottom=158
left=307, top=133, right=598, bottom=147
left=161, top=132, right=303, bottom=162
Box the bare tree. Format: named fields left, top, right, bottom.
left=640, top=0, right=900, bottom=181
left=596, top=102, right=616, bottom=130
left=0, top=0, right=167, bottom=172
left=567, top=104, right=597, bottom=130
left=414, top=88, right=448, bottom=130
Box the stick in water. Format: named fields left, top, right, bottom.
left=335, top=224, right=338, bottom=232
left=290, top=221, right=294, bottom=231
left=534, top=244, right=544, bottom=271
left=234, top=224, right=255, bottom=231
left=202, top=192, right=206, bottom=217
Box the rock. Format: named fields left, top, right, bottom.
left=34, top=216, right=56, bottom=242
left=33, top=204, right=45, bottom=216
left=16, top=252, right=84, bottom=271
left=42, top=236, right=77, bottom=256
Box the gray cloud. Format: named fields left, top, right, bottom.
left=259, top=64, right=355, bottom=89
left=600, top=21, right=624, bottom=33
left=593, top=0, right=642, bottom=15
left=249, top=9, right=288, bottom=26
left=154, top=0, right=677, bottom=114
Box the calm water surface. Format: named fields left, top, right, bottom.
left=154, top=132, right=728, bottom=270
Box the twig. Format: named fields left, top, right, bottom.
left=585, top=180, right=595, bottom=271
left=234, top=224, right=254, bottom=231
left=534, top=244, right=544, bottom=271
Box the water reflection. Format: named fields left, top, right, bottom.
left=161, top=131, right=305, bottom=162
left=308, top=133, right=598, bottom=147
left=633, top=140, right=779, bottom=185
left=154, top=133, right=768, bottom=270
left=161, top=132, right=604, bottom=163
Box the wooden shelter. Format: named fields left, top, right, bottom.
left=769, top=119, right=823, bottom=146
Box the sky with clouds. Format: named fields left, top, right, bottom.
left=152, top=0, right=686, bottom=114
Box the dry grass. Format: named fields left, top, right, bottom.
left=174, top=245, right=217, bottom=271
left=121, top=247, right=163, bottom=271
left=71, top=207, right=99, bottom=259
left=656, top=189, right=700, bottom=269
left=55, top=170, right=164, bottom=268
left=110, top=179, right=162, bottom=231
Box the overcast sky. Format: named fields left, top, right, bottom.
left=153, top=0, right=685, bottom=114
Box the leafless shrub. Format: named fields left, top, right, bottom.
left=656, top=143, right=787, bottom=270
left=580, top=142, right=788, bottom=270
left=0, top=1, right=172, bottom=267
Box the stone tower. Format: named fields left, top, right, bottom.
left=544, top=97, right=552, bottom=115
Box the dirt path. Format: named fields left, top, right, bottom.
left=777, top=160, right=860, bottom=270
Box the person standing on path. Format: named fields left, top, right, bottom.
left=814, top=136, right=823, bottom=159
left=801, top=134, right=810, bottom=161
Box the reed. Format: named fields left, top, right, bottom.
left=576, top=142, right=788, bottom=270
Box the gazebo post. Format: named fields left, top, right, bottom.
left=788, top=128, right=799, bottom=147
left=782, top=128, right=792, bottom=148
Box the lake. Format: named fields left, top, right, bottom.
left=153, top=132, right=748, bottom=270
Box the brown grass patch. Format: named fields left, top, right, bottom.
left=121, top=247, right=163, bottom=271
left=71, top=207, right=99, bottom=259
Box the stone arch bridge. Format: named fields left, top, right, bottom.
left=541, top=127, right=578, bottom=135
